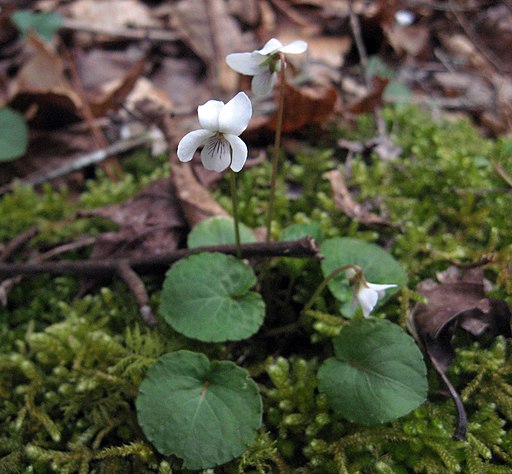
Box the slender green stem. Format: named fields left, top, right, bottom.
left=265, top=52, right=287, bottom=243
left=230, top=170, right=241, bottom=258
left=302, top=264, right=361, bottom=314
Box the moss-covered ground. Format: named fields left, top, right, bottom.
left=1, top=106, right=511, bottom=473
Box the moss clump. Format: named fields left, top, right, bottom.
left=1, top=105, right=511, bottom=472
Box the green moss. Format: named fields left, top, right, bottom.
left=1, top=105, right=511, bottom=471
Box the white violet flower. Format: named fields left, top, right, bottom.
left=177, top=92, right=252, bottom=172
left=226, top=38, right=308, bottom=97
left=346, top=268, right=397, bottom=318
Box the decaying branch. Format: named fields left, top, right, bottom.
left=0, top=237, right=322, bottom=278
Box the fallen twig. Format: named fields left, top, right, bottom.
left=492, top=161, right=512, bottom=188
left=0, top=227, right=38, bottom=261
left=62, top=18, right=180, bottom=43
left=0, top=237, right=322, bottom=278
left=0, top=135, right=152, bottom=195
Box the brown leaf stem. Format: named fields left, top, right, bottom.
left=117, top=262, right=157, bottom=326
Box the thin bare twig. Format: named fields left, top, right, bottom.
left=0, top=135, right=152, bottom=195
left=0, top=227, right=38, bottom=261
left=349, top=1, right=369, bottom=89
left=492, top=161, right=512, bottom=188
left=62, top=18, right=180, bottom=43
left=39, top=237, right=98, bottom=261
left=0, top=237, right=322, bottom=278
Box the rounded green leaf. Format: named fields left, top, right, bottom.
left=280, top=222, right=323, bottom=243
left=320, top=237, right=408, bottom=317
left=318, top=319, right=427, bottom=425
left=280, top=222, right=323, bottom=277
left=187, top=216, right=256, bottom=248
left=0, top=108, right=28, bottom=161
left=11, top=10, right=63, bottom=42
left=136, top=350, right=262, bottom=469
left=159, top=252, right=265, bottom=342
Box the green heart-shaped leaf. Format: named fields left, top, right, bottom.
left=320, top=237, right=408, bottom=317
left=0, top=108, right=28, bottom=162
left=159, top=252, right=265, bottom=342
left=318, top=319, right=427, bottom=425
left=11, top=10, right=63, bottom=42
left=187, top=216, right=256, bottom=248
left=137, top=350, right=262, bottom=469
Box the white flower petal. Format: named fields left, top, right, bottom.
left=395, top=10, right=415, bottom=26
left=278, top=40, right=308, bottom=54
left=218, top=92, right=252, bottom=135
left=356, top=287, right=379, bottom=318
left=226, top=52, right=263, bottom=75
left=224, top=134, right=248, bottom=172
left=251, top=71, right=277, bottom=97
left=366, top=282, right=398, bottom=293
left=257, top=38, right=283, bottom=55
left=198, top=100, right=224, bottom=131
left=200, top=136, right=231, bottom=172
left=177, top=129, right=214, bottom=162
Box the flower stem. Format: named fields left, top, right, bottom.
left=302, top=264, right=362, bottom=314
left=230, top=170, right=242, bottom=258
left=265, top=52, right=287, bottom=243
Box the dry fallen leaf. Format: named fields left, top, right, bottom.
left=8, top=34, right=83, bottom=127
left=83, top=177, right=186, bottom=260
left=410, top=266, right=512, bottom=439
left=268, top=83, right=338, bottom=132
left=170, top=0, right=253, bottom=91
left=348, top=76, right=389, bottom=114
left=385, top=24, right=430, bottom=58
left=69, top=0, right=159, bottom=39
left=87, top=53, right=147, bottom=117
left=170, top=162, right=229, bottom=229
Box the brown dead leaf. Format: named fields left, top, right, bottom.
left=227, top=0, right=260, bottom=26
left=83, top=177, right=186, bottom=260
left=8, top=34, right=83, bottom=126
left=385, top=24, right=430, bottom=58
left=170, top=0, right=253, bottom=91
left=372, top=0, right=399, bottom=29
left=439, top=33, right=494, bottom=75
left=324, top=169, right=401, bottom=230
left=76, top=177, right=185, bottom=293
left=411, top=266, right=511, bottom=371
left=68, top=0, right=159, bottom=45
left=268, top=83, right=338, bottom=132
left=410, top=266, right=512, bottom=439
left=300, top=34, right=352, bottom=86
left=434, top=72, right=493, bottom=111
left=170, top=162, right=229, bottom=228
left=348, top=76, right=389, bottom=114
left=87, top=53, right=147, bottom=117
left=150, top=57, right=211, bottom=109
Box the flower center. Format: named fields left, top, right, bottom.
left=206, top=133, right=230, bottom=161
left=260, top=54, right=281, bottom=73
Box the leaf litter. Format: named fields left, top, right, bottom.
left=410, top=265, right=512, bottom=439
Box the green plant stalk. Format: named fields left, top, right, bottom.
left=265, top=52, right=287, bottom=243
left=230, top=170, right=242, bottom=258
left=302, top=264, right=361, bottom=314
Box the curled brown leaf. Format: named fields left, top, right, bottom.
left=410, top=266, right=512, bottom=439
